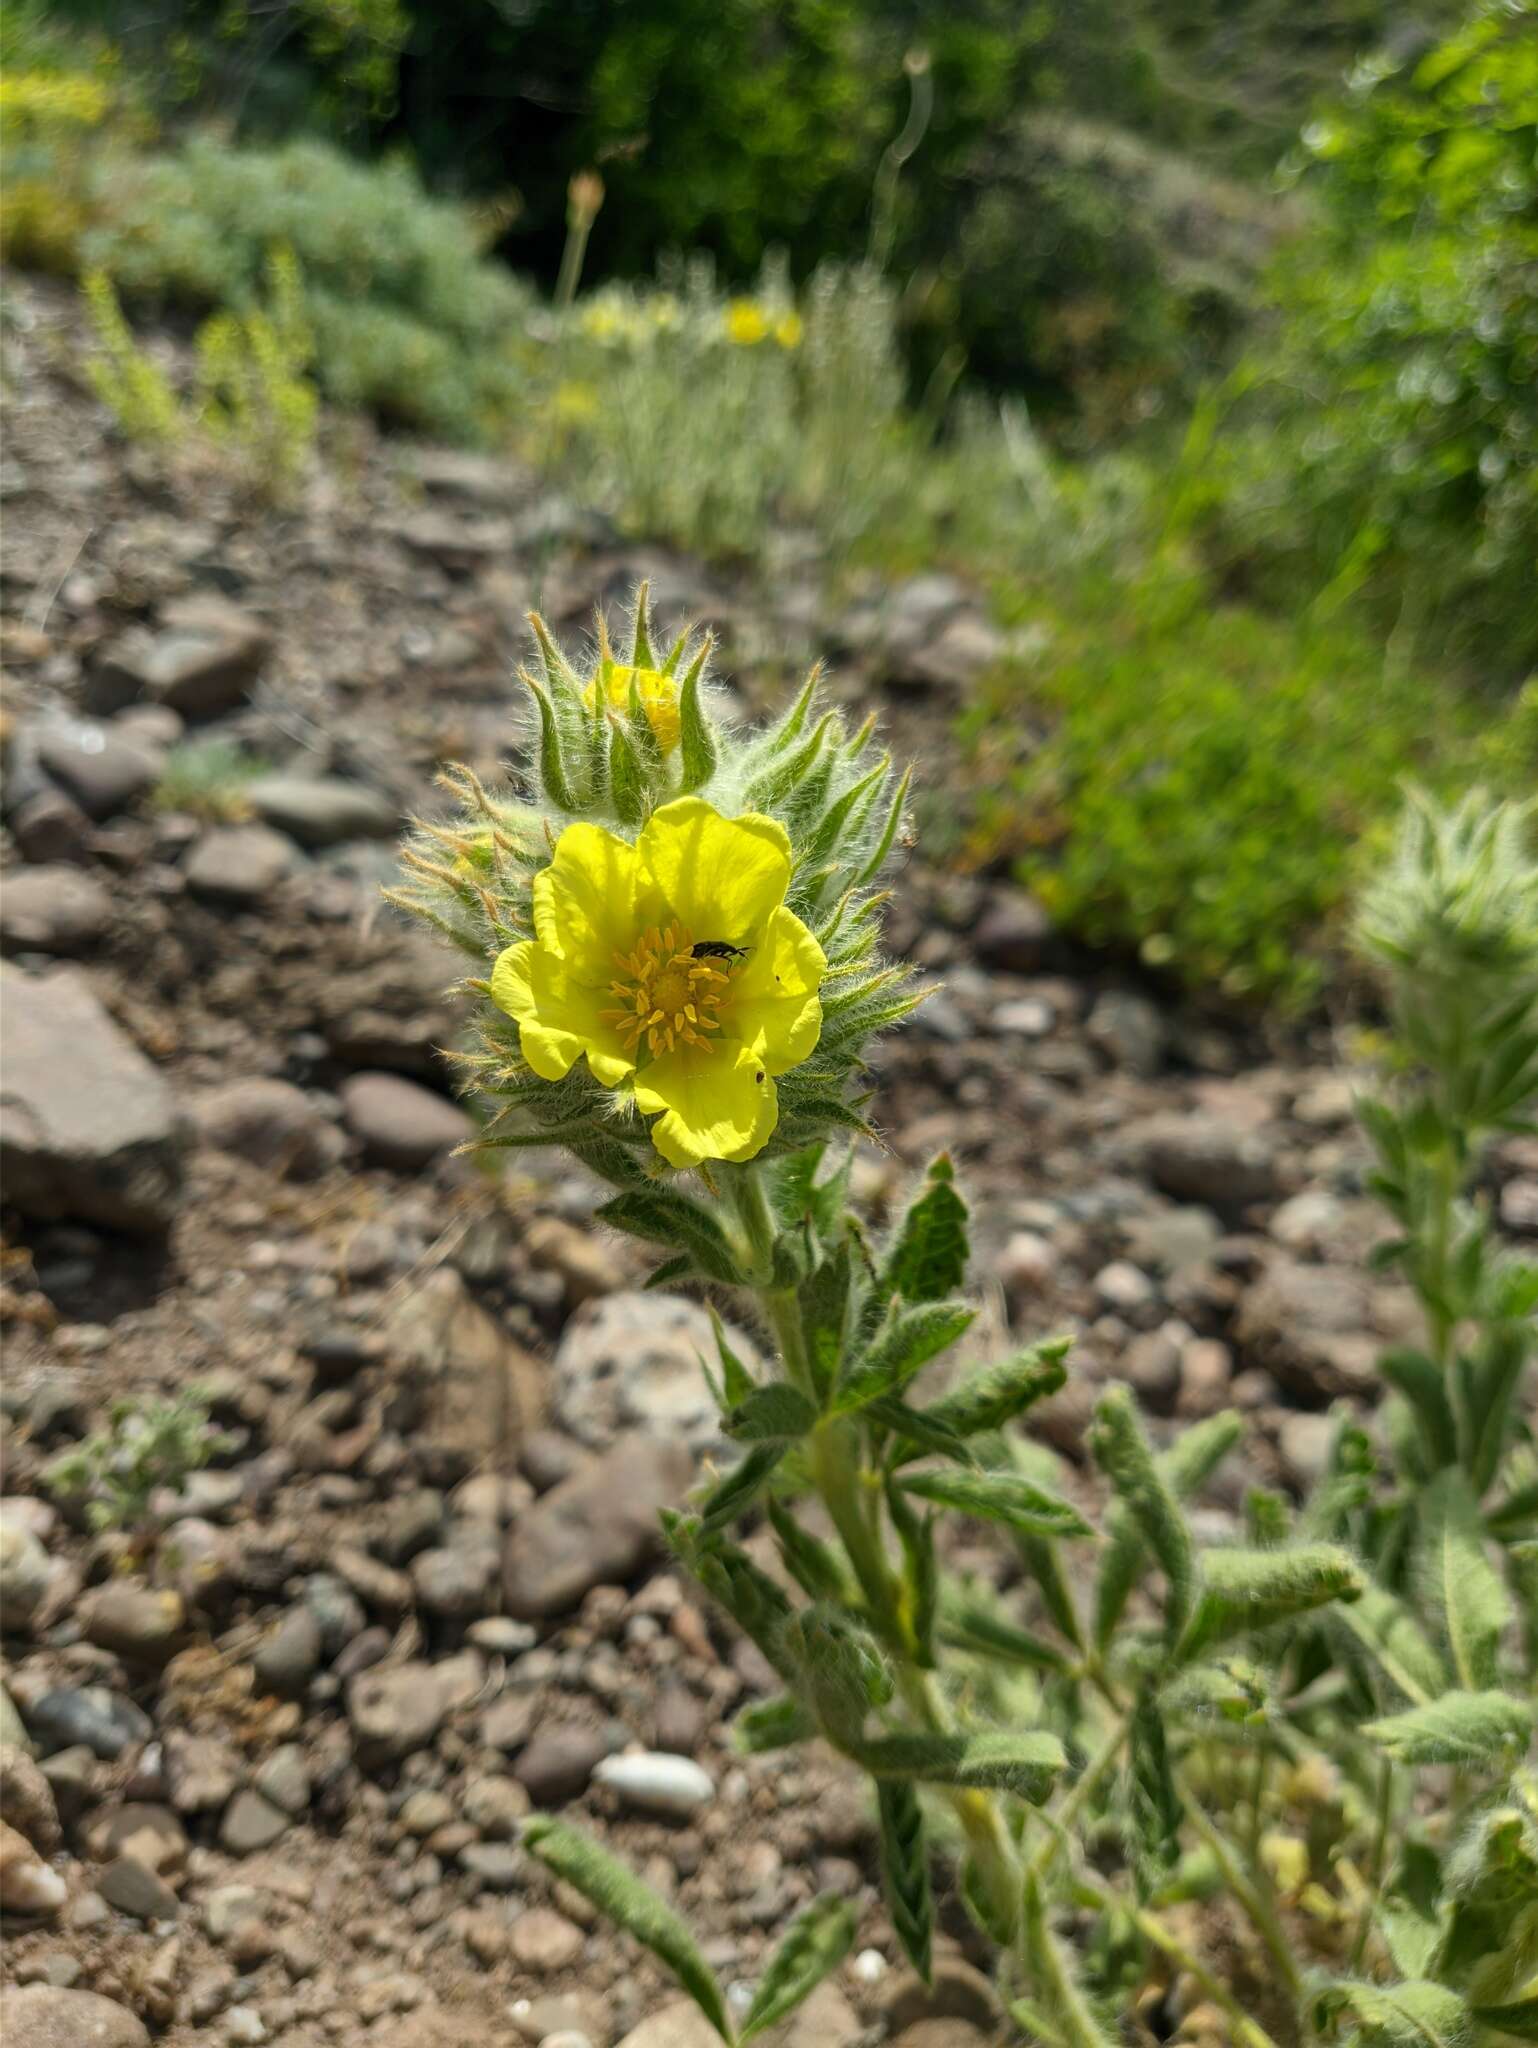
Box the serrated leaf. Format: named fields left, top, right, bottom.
left=733, top=1693, right=813, bottom=1754
left=798, top=1242, right=853, bottom=1394
left=1420, top=1470, right=1512, bottom=1691
left=1365, top=1690, right=1533, bottom=1768
left=833, top=1303, right=976, bottom=1417
left=877, top=1779, right=932, bottom=1982
left=883, top=1156, right=970, bottom=1303
left=698, top=1444, right=784, bottom=1535
left=900, top=1467, right=1092, bottom=1541
left=1310, top=1977, right=1472, bottom=2048
left=1128, top=1690, right=1182, bottom=1898
left=916, top=1339, right=1071, bottom=1441
left=1089, top=1386, right=1195, bottom=1647
left=523, top=1818, right=731, bottom=2039
left=740, top=1895, right=857, bottom=2040
left=726, top=1385, right=816, bottom=1443
left=597, top=1190, right=742, bottom=1283
left=858, top=1729, right=1065, bottom=1802
left=1178, top=1544, right=1364, bottom=1661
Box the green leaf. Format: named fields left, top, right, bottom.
left=767, top=1500, right=851, bottom=1602
left=1334, top=1585, right=1450, bottom=1708
left=916, top=1338, right=1071, bottom=1440
left=522, top=676, right=577, bottom=812
left=1419, top=1470, right=1512, bottom=1690
left=877, top=1779, right=932, bottom=1983
left=698, top=1444, right=784, bottom=1535
left=739, top=1895, right=858, bottom=2040
left=900, top=1467, right=1092, bottom=1541
left=858, top=1729, right=1065, bottom=1802
left=1178, top=1543, right=1364, bottom=1660
left=1017, top=1532, right=1085, bottom=1652
left=798, top=1242, right=854, bottom=1395
left=1471, top=1997, right=1538, bottom=2040
left=732, top=1694, right=813, bottom=1754
left=1310, top=1978, right=1472, bottom=2048
left=938, top=1584, right=1069, bottom=1672
left=597, top=1190, right=742, bottom=1284
left=726, top=1385, right=817, bottom=1443
left=710, top=1310, right=757, bottom=1408
left=1089, top=1386, right=1195, bottom=1646
left=1022, top=1873, right=1120, bottom=2048
left=883, top=1156, right=971, bottom=1303
left=1128, top=1690, right=1182, bottom=1898
left=833, top=1303, right=976, bottom=1417
left=523, top=1818, right=732, bottom=2041
left=693, top=1538, right=797, bottom=1681
left=1378, top=1348, right=1458, bottom=1471
left=866, top=1396, right=976, bottom=1466
left=607, top=720, right=644, bottom=825
left=1365, top=1690, right=1533, bottom=1768
left=886, top=1478, right=939, bottom=1667
left=677, top=639, right=717, bottom=795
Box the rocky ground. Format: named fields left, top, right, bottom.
left=1, top=274, right=1534, bottom=2048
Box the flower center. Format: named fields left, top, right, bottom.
left=601, top=921, right=732, bottom=1058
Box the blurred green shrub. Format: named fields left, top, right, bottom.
left=1205, top=0, right=1538, bottom=671
left=528, top=258, right=911, bottom=558
left=959, top=557, right=1480, bottom=1005
left=81, top=136, right=533, bottom=438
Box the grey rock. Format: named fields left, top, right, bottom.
left=253, top=1743, right=309, bottom=1816
left=0, top=964, right=185, bottom=1231
left=457, top=1840, right=522, bottom=1891
left=88, top=598, right=269, bottom=718
left=0, top=1986, right=150, bottom=2047
left=0, top=866, right=111, bottom=956
left=193, top=1078, right=343, bottom=1181
left=165, top=1732, right=240, bottom=1815
left=246, top=774, right=397, bottom=848
left=1122, top=1206, right=1222, bottom=1275
left=25, top=1687, right=151, bottom=1761
left=973, top=890, right=1053, bottom=973
left=552, top=1292, right=759, bottom=1451
left=9, top=789, right=93, bottom=865
left=1087, top=990, right=1167, bottom=1077
left=219, top=1788, right=290, bottom=1854
left=895, top=611, right=1004, bottom=693
left=1126, top=1110, right=1284, bottom=1212
left=512, top=1724, right=607, bottom=1806
left=252, top=1604, right=324, bottom=1699
left=1236, top=1258, right=1379, bottom=1404
left=0, top=1745, right=61, bottom=1852
left=503, top=1437, right=694, bottom=1620
left=1277, top=1410, right=1337, bottom=1491
left=183, top=825, right=295, bottom=906
left=99, top=1853, right=178, bottom=1922
left=346, top=1661, right=449, bottom=1765
left=377, top=1489, right=444, bottom=1566
left=78, top=1584, right=187, bottom=1667
left=340, top=1071, right=474, bottom=1169
left=411, top=1541, right=499, bottom=1620
left=1124, top=1325, right=1184, bottom=1415
left=0, top=1519, right=51, bottom=1623
left=1270, top=1189, right=1347, bottom=1251
left=36, top=724, right=160, bottom=819
left=614, top=2003, right=721, bottom=2048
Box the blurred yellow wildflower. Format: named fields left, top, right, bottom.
left=774, top=310, right=804, bottom=349
left=725, top=298, right=770, bottom=346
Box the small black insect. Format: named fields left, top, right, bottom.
left=690, top=940, right=749, bottom=961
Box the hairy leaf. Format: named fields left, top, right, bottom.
left=877, top=1779, right=933, bottom=1983
left=733, top=1693, right=814, bottom=1755
left=1128, top=1691, right=1183, bottom=1898
left=1310, top=1978, right=1472, bottom=2048
left=767, top=1501, right=851, bottom=1603
left=900, top=1467, right=1092, bottom=1541
left=938, top=1584, right=1070, bottom=1672
left=1178, top=1544, right=1364, bottom=1660
left=726, top=1385, right=817, bottom=1443
left=1420, top=1470, right=1512, bottom=1691
left=833, top=1304, right=976, bottom=1417
left=883, top=1155, right=970, bottom=1303
left=1334, top=1585, right=1450, bottom=1708
left=917, top=1339, right=1071, bottom=1441
left=1021, top=1873, right=1120, bottom=2048
left=858, top=1729, right=1065, bottom=1803
left=597, top=1190, right=742, bottom=1283
left=523, top=1818, right=731, bottom=2040
left=1365, top=1691, right=1533, bottom=1768
left=1089, top=1386, right=1195, bottom=1646
left=698, top=1444, right=784, bottom=1535
left=740, top=1895, right=857, bottom=2040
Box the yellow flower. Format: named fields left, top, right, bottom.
left=490, top=798, right=826, bottom=1168
left=586, top=662, right=682, bottom=753
left=773, top=310, right=804, bottom=350
left=552, top=379, right=599, bottom=424
left=725, top=298, right=770, bottom=346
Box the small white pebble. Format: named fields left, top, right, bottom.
left=225, top=2010, right=266, bottom=2044
left=851, top=1947, right=888, bottom=1984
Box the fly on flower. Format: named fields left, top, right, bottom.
left=389, top=585, right=919, bottom=1181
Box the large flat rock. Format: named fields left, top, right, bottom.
left=0, top=963, right=186, bottom=1231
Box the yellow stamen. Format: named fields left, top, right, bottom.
left=598, top=920, right=734, bottom=1058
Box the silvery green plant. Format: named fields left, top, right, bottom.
left=45, top=1388, right=232, bottom=1548
left=398, top=618, right=1536, bottom=2044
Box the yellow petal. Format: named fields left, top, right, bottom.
left=726, top=905, right=826, bottom=1076
left=532, top=821, right=660, bottom=972
left=490, top=941, right=635, bottom=1087
left=633, top=1041, right=778, bottom=1168
left=638, top=798, right=790, bottom=946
